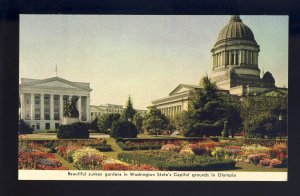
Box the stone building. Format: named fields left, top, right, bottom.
left=19, top=77, right=92, bottom=130
left=90, top=104, right=148, bottom=121
left=151, top=15, right=287, bottom=117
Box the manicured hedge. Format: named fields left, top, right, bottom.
left=87, top=144, right=113, bottom=152
left=117, top=141, right=161, bottom=151
left=116, top=137, right=216, bottom=151
left=57, top=122, right=89, bottom=139
left=118, top=152, right=236, bottom=171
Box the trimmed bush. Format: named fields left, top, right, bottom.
left=110, top=120, right=138, bottom=138
left=88, top=144, right=113, bottom=152
left=118, top=151, right=236, bottom=171
left=19, top=119, right=33, bottom=134
left=57, top=122, right=89, bottom=139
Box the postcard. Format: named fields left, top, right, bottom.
left=18, top=15, right=288, bottom=181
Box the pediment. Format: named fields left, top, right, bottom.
left=169, top=84, right=199, bottom=96
left=33, top=80, right=80, bottom=89
left=22, top=77, right=90, bottom=91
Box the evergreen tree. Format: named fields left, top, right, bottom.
left=122, top=95, right=136, bottom=120
left=183, top=76, right=229, bottom=137
left=142, top=106, right=169, bottom=135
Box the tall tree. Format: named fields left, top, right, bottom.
left=122, top=95, right=136, bottom=120
left=142, top=106, right=169, bottom=135
left=182, top=76, right=230, bottom=137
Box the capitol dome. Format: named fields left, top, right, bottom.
left=210, top=15, right=262, bottom=91
left=215, top=15, right=256, bottom=45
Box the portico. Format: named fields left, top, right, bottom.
left=19, top=77, right=92, bottom=130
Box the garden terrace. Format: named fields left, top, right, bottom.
left=116, top=137, right=216, bottom=151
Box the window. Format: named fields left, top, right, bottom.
left=44, top=95, right=50, bottom=105
left=45, top=123, right=50, bottom=130
left=34, top=95, right=40, bottom=105
left=44, top=108, right=50, bottom=120
left=54, top=109, right=60, bottom=120
left=55, top=123, right=60, bottom=129
left=36, top=123, right=40, bottom=130
left=25, top=94, right=30, bottom=104
left=35, top=108, right=40, bottom=120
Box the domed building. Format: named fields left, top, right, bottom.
left=211, top=15, right=286, bottom=96
left=151, top=15, right=287, bottom=117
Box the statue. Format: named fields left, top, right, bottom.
left=63, top=96, right=79, bottom=118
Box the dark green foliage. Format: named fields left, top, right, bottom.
left=182, top=76, right=236, bottom=137
left=118, top=151, right=236, bottom=171
left=19, top=119, right=33, bottom=134
left=122, top=95, right=136, bottom=120
left=117, top=141, right=162, bottom=151
left=87, top=144, right=113, bottom=152
left=110, top=120, right=138, bottom=138
left=89, top=116, right=100, bottom=132
left=98, top=113, right=121, bottom=133
left=240, top=94, right=287, bottom=138
left=57, top=122, right=89, bottom=139
left=133, top=112, right=143, bottom=132
left=142, top=106, right=169, bottom=134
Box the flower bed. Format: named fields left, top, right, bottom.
left=118, top=150, right=236, bottom=171
left=18, top=148, right=67, bottom=170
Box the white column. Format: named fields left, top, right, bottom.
left=223, top=51, right=225, bottom=66
left=31, top=93, right=35, bottom=120
left=60, top=95, right=63, bottom=120
left=86, top=96, right=90, bottom=122
left=245, top=50, right=248, bottom=64
left=229, top=51, right=232, bottom=65
left=40, top=94, right=44, bottom=120
left=233, top=51, right=236, bottom=65
left=241, top=50, right=244, bottom=64
left=78, top=96, right=82, bottom=121
left=50, top=94, right=54, bottom=120
left=20, top=93, right=24, bottom=119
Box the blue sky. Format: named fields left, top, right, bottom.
left=20, top=15, right=288, bottom=109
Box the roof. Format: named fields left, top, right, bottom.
left=20, top=77, right=92, bottom=91
left=215, top=15, right=256, bottom=45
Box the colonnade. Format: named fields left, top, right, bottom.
left=213, top=49, right=258, bottom=68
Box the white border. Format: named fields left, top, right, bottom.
left=19, top=170, right=288, bottom=181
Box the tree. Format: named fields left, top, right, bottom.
left=89, top=116, right=100, bottom=132
left=142, top=106, right=169, bottom=135
left=240, top=93, right=287, bottom=138
left=122, top=95, right=136, bottom=120
left=98, top=113, right=121, bottom=133
left=182, top=76, right=229, bottom=137
left=110, top=120, right=138, bottom=138
left=133, top=112, right=143, bottom=133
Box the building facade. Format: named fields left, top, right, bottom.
left=151, top=15, right=287, bottom=117
left=90, top=104, right=148, bottom=121
left=19, top=77, right=92, bottom=130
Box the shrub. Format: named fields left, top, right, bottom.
left=19, top=119, right=34, bottom=134
left=118, top=151, right=236, bottom=171
left=57, top=122, right=89, bottom=139
left=110, top=120, right=138, bottom=138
